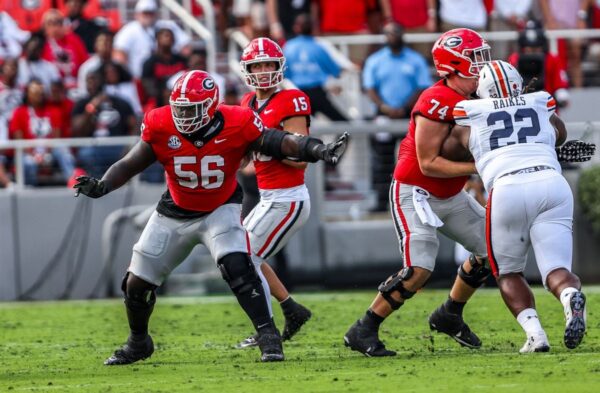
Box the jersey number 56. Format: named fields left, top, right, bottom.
left=174, top=155, right=224, bottom=189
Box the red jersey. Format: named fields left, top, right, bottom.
left=241, top=89, right=311, bottom=190
left=390, top=0, right=428, bottom=29
left=141, top=104, right=264, bottom=212
left=393, top=80, right=469, bottom=198
left=42, top=33, right=89, bottom=85
left=9, top=105, right=62, bottom=139
left=318, top=0, right=369, bottom=33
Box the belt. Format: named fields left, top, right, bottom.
left=499, top=165, right=554, bottom=179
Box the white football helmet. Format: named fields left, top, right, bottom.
left=476, top=60, right=523, bottom=99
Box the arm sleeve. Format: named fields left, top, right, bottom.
left=452, top=101, right=471, bottom=126
left=242, top=110, right=265, bottom=142
left=413, top=89, right=458, bottom=123
left=278, top=91, right=312, bottom=121
left=140, top=112, right=154, bottom=144
left=539, top=91, right=557, bottom=114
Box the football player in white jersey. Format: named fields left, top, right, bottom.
left=442, top=60, right=588, bottom=353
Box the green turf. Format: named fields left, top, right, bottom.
left=1, top=288, right=598, bottom=392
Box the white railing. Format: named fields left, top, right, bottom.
left=0, top=136, right=138, bottom=188
left=160, top=0, right=216, bottom=74
left=2, top=121, right=598, bottom=189
left=321, top=28, right=600, bottom=57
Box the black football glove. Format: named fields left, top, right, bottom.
left=73, top=176, right=109, bottom=198
left=556, top=140, right=596, bottom=163
left=314, top=132, right=349, bottom=165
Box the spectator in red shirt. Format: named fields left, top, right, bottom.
left=508, top=25, right=570, bottom=108
left=388, top=0, right=436, bottom=57
left=141, top=28, right=187, bottom=109
left=9, top=79, right=75, bottom=186
left=312, top=0, right=391, bottom=62
left=389, top=0, right=436, bottom=32
left=40, top=9, right=89, bottom=90
left=48, top=80, right=75, bottom=138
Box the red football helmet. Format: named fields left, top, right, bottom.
left=169, top=70, right=219, bottom=135
left=240, top=37, right=286, bottom=89
left=432, top=28, right=491, bottom=79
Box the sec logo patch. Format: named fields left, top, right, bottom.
left=168, top=135, right=182, bottom=149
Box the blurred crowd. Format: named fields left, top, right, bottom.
left=1, top=0, right=600, bottom=189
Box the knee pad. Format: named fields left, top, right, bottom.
left=121, top=272, right=157, bottom=309
left=378, top=267, right=416, bottom=310
left=458, top=254, right=491, bottom=289
left=217, top=252, right=260, bottom=294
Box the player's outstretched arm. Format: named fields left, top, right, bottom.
left=74, top=140, right=157, bottom=198
left=251, top=129, right=349, bottom=165
left=415, top=116, right=476, bottom=178
left=550, top=113, right=567, bottom=146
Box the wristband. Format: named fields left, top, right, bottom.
left=85, top=103, right=97, bottom=115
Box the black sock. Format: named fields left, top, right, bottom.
left=444, top=296, right=466, bottom=315
left=124, top=295, right=155, bottom=341
left=361, top=309, right=385, bottom=330
left=280, top=296, right=298, bottom=315
left=232, top=281, right=274, bottom=334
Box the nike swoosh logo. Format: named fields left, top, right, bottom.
left=264, top=109, right=273, bottom=114
left=257, top=323, right=270, bottom=329
left=214, top=138, right=227, bottom=144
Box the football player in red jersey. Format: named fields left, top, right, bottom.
left=73, top=70, right=348, bottom=365
left=344, top=28, right=493, bottom=356
left=235, top=38, right=313, bottom=349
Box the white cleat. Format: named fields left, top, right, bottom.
left=564, top=291, right=587, bottom=349
left=519, top=333, right=550, bottom=353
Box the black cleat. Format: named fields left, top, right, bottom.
left=429, top=305, right=481, bottom=349
left=235, top=333, right=258, bottom=349
left=564, top=291, right=587, bottom=349
left=343, top=320, right=396, bottom=357
left=282, top=303, right=312, bottom=341
left=104, top=335, right=154, bottom=366
left=257, top=329, right=285, bottom=362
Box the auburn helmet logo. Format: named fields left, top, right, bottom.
left=444, top=36, right=463, bottom=48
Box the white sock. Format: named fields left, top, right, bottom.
left=251, top=254, right=273, bottom=318
left=559, top=287, right=579, bottom=310
left=516, top=308, right=545, bottom=337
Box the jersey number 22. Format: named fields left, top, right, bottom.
left=488, top=108, right=540, bottom=150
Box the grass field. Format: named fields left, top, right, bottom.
left=1, top=287, right=599, bottom=392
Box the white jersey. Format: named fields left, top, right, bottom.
left=454, top=91, right=561, bottom=191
